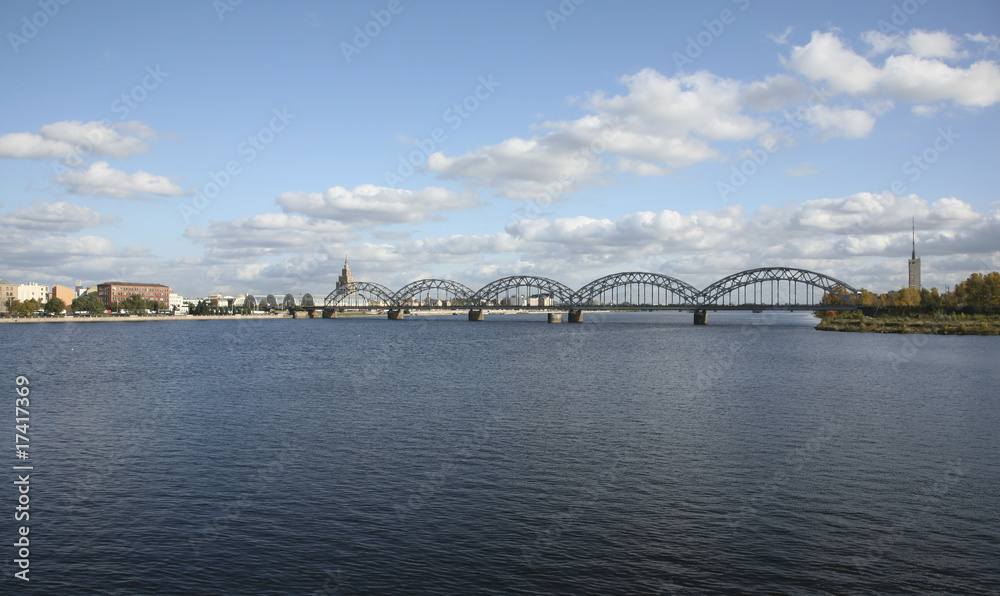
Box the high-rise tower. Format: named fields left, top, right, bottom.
left=336, top=258, right=355, bottom=294
left=907, top=219, right=921, bottom=289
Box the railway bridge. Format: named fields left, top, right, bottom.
left=295, top=267, right=860, bottom=325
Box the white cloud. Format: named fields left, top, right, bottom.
left=785, top=31, right=882, bottom=95
left=1, top=201, right=117, bottom=233
left=428, top=69, right=771, bottom=199
left=907, top=30, right=966, bottom=59
left=804, top=105, right=877, bottom=140
left=0, top=120, right=158, bottom=162
left=881, top=54, right=1000, bottom=106
left=427, top=133, right=612, bottom=201
left=277, top=184, right=481, bottom=225
left=784, top=162, right=820, bottom=177
left=427, top=32, right=1000, bottom=199
left=55, top=161, right=185, bottom=199
left=791, top=29, right=1000, bottom=107
left=186, top=213, right=355, bottom=262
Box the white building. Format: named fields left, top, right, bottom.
left=17, top=282, right=48, bottom=305
left=169, top=293, right=187, bottom=313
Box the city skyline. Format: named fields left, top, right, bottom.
left=1, top=1, right=999, bottom=297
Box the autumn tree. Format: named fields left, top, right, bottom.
left=955, top=272, right=1000, bottom=307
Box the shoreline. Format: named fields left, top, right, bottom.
left=816, top=316, right=1000, bottom=335
left=0, top=314, right=294, bottom=323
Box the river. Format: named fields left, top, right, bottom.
left=1, top=312, right=997, bottom=594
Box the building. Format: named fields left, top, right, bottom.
left=0, top=279, right=17, bottom=313
left=907, top=220, right=921, bottom=290
left=50, top=285, right=75, bottom=306
left=97, top=282, right=172, bottom=310
left=336, top=258, right=355, bottom=293
left=17, top=282, right=48, bottom=305
left=337, top=258, right=355, bottom=289
left=169, top=293, right=185, bottom=312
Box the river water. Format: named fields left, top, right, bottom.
left=1, top=312, right=997, bottom=594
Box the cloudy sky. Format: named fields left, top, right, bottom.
left=1, top=0, right=999, bottom=297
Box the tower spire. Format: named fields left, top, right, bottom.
left=911, top=217, right=916, bottom=260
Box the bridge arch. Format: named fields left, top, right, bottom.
left=264, top=294, right=278, bottom=310
left=282, top=293, right=296, bottom=309
left=301, top=293, right=315, bottom=307
left=324, top=282, right=396, bottom=308
left=242, top=294, right=257, bottom=310
left=471, top=275, right=575, bottom=308
left=393, top=279, right=476, bottom=308
left=574, top=272, right=700, bottom=307
left=698, top=267, right=859, bottom=308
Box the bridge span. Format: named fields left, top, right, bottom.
left=290, top=267, right=859, bottom=325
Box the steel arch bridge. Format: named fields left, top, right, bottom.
left=282, top=293, right=297, bottom=309
left=324, top=282, right=397, bottom=308
left=393, top=279, right=476, bottom=308
left=573, top=272, right=700, bottom=308
left=284, top=265, right=860, bottom=323
left=470, top=275, right=575, bottom=308
left=698, top=267, right=857, bottom=309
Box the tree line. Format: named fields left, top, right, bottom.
left=823, top=271, right=1000, bottom=315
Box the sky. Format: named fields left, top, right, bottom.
left=1, top=0, right=999, bottom=298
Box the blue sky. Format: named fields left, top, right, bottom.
left=1, top=0, right=999, bottom=297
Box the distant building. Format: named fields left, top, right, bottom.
left=336, top=258, right=355, bottom=294
left=17, top=282, right=48, bottom=305
left=50, top=285, right=75, bottom=306
left=97, top=282, right=171, bottom=309
left=908, top=220, right=921, bottom=290
left=0, top=279, right=17, bottom=313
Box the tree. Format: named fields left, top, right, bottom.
left=121, top=294, right=149, bottom=313
left=72, top=294, right=106, bottom=314
left=955, top=271, right=1000, bottom=307
left=10, top=299, right=41, bottom=316
left=44, top=297, right=66, bottom=314
left=920, top=287, right=941, bottom=309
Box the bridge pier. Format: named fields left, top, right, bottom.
left=322, top=308, right=337, bottom=319
left=548, top=313, right=563, bottom=324
left=468, top=309, right=484, bottom=321
left=693, top=309, right=707, bottom=325
left=568, top=309, right=583, bottom=323
left=387, top=309, right=405, bottom=320
left=292, top=310, right=309, bottom=319
left=308, top=308, right=319, bottom=318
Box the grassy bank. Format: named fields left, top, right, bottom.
left=817, top=312, right=1000, bottom=335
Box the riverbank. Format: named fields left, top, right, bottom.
left=816, top=314, right=1000, bottom=335
left=0, top=314, right=292, bottom=323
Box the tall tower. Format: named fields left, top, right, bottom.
left=336, top=257, right=355, bottom=293
left=907, top=218, right=921, bottom=289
